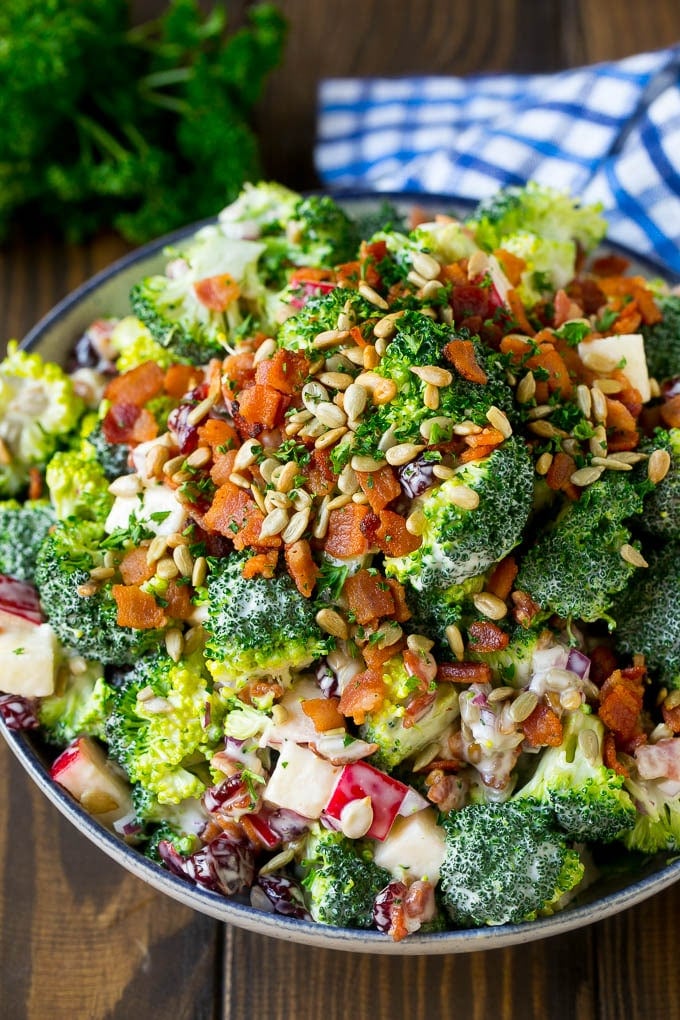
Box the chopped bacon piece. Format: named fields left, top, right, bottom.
left=164, top=579, right=194, bottom=620
left=237, top=384, right=285, bottom=429
left=436, top=661, right=492, bottom=684
left=603, top=731, right=629, bottom=777
left=338, top=668, right=387, bottom=724
left=522, top=702, right=563, bottom=747
left=222, top=351, right=256, bottom=401
left=302, top=448, right=336, bottom=498
left=104, top=360, right=165, bottom=407
left=362, top=639, right=405, bottom=672
left=344, top=569, right=395, bottom=625
left=164, top=363, right=202, bottom=399
left=486, top=556, right=518, bottom=601
left=553, top=288, right=585, bottom=328
left=112, top=584, right=166, bottom=629
left=118, top=546, right=156, bottom=586
left=442, top=339, right=488, bottom=384
left=254, top=349, right=310, bottom=395
left=301, top=697, right=345, bottom=732
left=598, top=667, right=645, bottom=742
left=355, top=465, right=402, bottom=513
left=194, top=273, right=240, bottom=311
left=511, top=589, right=541, bottom=628
left=467, top=621, right=510, bottom=653
left=493, top=248, right=525, bottom=287
left=284, top=540, right=319, bottom=598
left=662, top=702, right=680, bottom=735
left=242, top=550, right=279, bottom=580
left=373, top=510, right=422, bottom=557
left=661, top=394, right=680, bottom=430
left=324, top=504, right=371, bottom=559
left=546, top=451, right=577, bottom=492
left=386, top=578, right=411, bottom=623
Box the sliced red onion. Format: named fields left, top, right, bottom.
left=566, top=649, right=591, bottom=680
left=203, top=773, right=250, bottom=813
left=113, top=810, right=144, bottom=837
left=0, top=693, right=39, bottom=731
left=315, top=660, right=339, bottom=699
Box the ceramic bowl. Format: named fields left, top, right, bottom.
left=2, top=194, right=679, bottom=954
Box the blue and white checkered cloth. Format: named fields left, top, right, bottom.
left=315, top=47, right=680, bottom=273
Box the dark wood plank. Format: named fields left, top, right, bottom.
left=0, top=741, right=221, bottom=1020
left=222, top=924, right=597, bottom=1020
left=567, top=0, right=680, bottom=63
left=255, top=0, right=565, bottom=188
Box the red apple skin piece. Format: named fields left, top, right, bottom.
left=324, top=761, right=410, bottom=841
left=0, top=574, right=43, bottom=625
left=51, top=736, right=132, bottom=825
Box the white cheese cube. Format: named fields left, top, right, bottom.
left=373, top=808, right=447, bottom=884
left=264, top=740, right=341, bottom=819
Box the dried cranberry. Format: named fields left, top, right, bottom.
left=158, top=833, right=255, bottom=896
left=397, top=455, right=436, bottom=498
left=661, top=376, right=680, bottom=399
left=373, top=880, right=407, bottom=933
left=167, top=403, right=199, bottom=454
left=203, top=773, right=250, bottom=814
left=0, top=694, right=40, bottom=731
left=256, top=874, right=311, bottom=920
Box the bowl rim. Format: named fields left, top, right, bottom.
left=5, top=190, right=680, bottom=954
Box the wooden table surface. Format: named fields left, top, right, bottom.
left=2, top=2, right=680, bottom=1017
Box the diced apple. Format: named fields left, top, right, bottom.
left=373, top=809, right=447, bottom=884
left=263, top=740, right=341, bottom=819
left=578, top=333, right=651, bottom=402
left=324, top=761, right=414, bottom=841
left=0, top=574, right=43, bottom=625
left=51, top=736, right=132, bottom=827
left=0, top=610, right=57, bottom=697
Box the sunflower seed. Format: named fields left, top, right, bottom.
left=486, top=405, right=512, bottom=438
left=186, top=394, right=216, bottom=426
left=410, top=365, right=453, bottom=387
left=420, top=416, right=454, bottom=441
left=472, top=591, right=507, bottom=620
left=173, top=544, right=194, bottom=577
left=386, top=443, right=425, bottom=467
left=576, top=384, right=592, bottom=419
left=509, top=691, right=538, bottom=723
left=89, top=565, right=115, bottom=581
left=412, top=251, right=441, bottom=280
left=578, top=727, right=600, bottom=765
left=234, top=439, right=262, bottom=471
left=593, top=378, right=624, bottom=394
left=570, top=465, right=605, bottom=487
left=433, top=464, right=455, bottom=480
left=165, top=628, right=184, bottom=663
left=648, top=448, right=671, bottom=484
left=318, top=371, right=354, bottom=391
left=315, top=425, right=348, bottom=450
left=405, top=509, right=426, bottom=535
left=445, top=623, right=465, bottom=661
left=316, top=608, right=348, bottom=639
left=108, top=474, right=142, bottom=497
left=252, top=337, right=277, bottom=365
left=282, top=508, right=311, bottom=544
left=620, top=544, right=648, bottom=567
left=312, top=329, right=350, bottom=350
left=259, top=508, right=289, bottom=539
left=146, top=535, right=169, bottom=564
left=156, top=556, right=179, bottom=580
left=424, top=384, right=440, bottom=410
left=516, top=372, right=536, bottom=404
left=358, top=281, right=389, bottom=309
left=314, top=401, right=347, bottom=429
left=448, top=485, right=480, bottom=510
left=590, top=386, right=608, bottom=423
left=191, top=556, right=207, bottom=588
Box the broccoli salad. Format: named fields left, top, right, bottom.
left=2, top=181, right=680, bottom=939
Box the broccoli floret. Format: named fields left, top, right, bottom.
left=84, top=419, right=133, bottom=481
left=404, top=575, right=484, bottom=649
left=38, top=658, right=111, bottom=747
left=277, top=285, right=376, bottom=357
left=359, top=654, right=460, bottom=771
left=517, top=472, right=647, bottom=625
left=622, top=772, right=680, bottom=854
left=0, top=341, right=84, bottom=495
left=145, top=823, right=202, bottom=862
left=641, top=294, right=680, bottom=383
left=611, top=542, right=680, bottom=689
left=110, top=315, right=184, bottom=373
left=468, top=623, right=549, bottom=687
left=514, top=708, right=636, bottom=842
left=0, top=499, right=55, bottom=581
left=130, top=224, right=266, bottom=363
left=291, top=194, right=360, bottom=267
left=637, top=428, right=680, bottom=540
left=106, top=650, right=222, bottom=804
left=45, top=444, right=113, bottom=522
left=350, top=313, right=517, bottom=462
left=301, top=825, right=391, bottom=929
left=497, top=231, right=578, bottom=306
left=218, top=181, right=300, bottom=235
left=34, top=519, right=163, bottom=665
left=468, top=182, right=606, bottom=254
left=439, top=800, right=584, bottom=927
left=203, top=554, right=331, bottom=688
left=386, top=436, right=534, bottom=590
